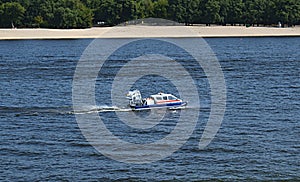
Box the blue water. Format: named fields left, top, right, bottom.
left=1, top=38, right=299, bottom=181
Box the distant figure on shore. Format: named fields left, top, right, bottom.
left=11, top=22, right=17, bottom=29
left=278, top=22, right=282, bottom=28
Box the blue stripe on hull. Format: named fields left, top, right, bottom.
left=132, top=102, right=187, bottom=110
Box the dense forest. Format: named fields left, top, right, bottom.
left=0, top=0, right=299, bottom=28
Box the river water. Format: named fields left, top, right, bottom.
left=0, top=37, right=299, bottom=181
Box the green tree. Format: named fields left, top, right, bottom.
left=263, top=0, right=277, bottom=25
left=203, top=0, right=221, bottom=25
left=1, top=0, right=300, bottom=28
left=51, top=0, right=92, bottom=28
left=168, top=2, right=185, bottom=23
left=0, top=2, right=25, bottom=27
left=34, top=15, right=43, bottom=27
left=244, top=0, right=269, bottom=26
left=119, top=0, right=138, bottom=23
left=22, top=0, right=45, bottom=27
left=39, top=0, right=56, bottom=27
left=153, top=0, right=168, bottom=19
left=139, top=0, right=155, bottom=18
left=219, top=0, right=244, bottom=25
left=275, top=0, right=300, bottom=26
left=187, top=0, right=202, bottom=24
left=168, top=0, right=201, bottom=25
left=93, top=0, right=119, bottom=25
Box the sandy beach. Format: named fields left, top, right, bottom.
left=1, top=25, right=300, bottom=39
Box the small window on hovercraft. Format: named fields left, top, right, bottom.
left=163, top=96, right=168, bottom=100
left=168, top=96, right=176, bottom=100
left=156, top=97, right=162, bottom=100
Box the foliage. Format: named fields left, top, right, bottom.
left=0, top=2, right=25, bottom=27
left=0, top=0, right=300, bottom=28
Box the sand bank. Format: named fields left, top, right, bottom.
left=1, top=25, right=300, bottom=40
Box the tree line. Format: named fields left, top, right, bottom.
left=0, top=0, right=300, bottom=28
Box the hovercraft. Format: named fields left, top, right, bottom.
left=126, top=90, right=187, bottom=110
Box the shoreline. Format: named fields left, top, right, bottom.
left=1, top=25, right=300, bottom=40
